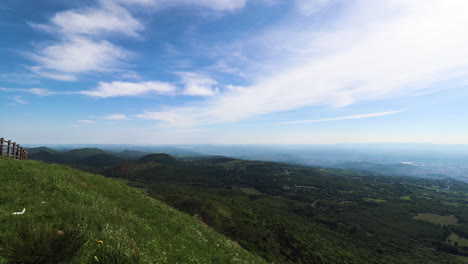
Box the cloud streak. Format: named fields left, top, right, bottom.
left=29, top=37, right=130, bottom=81
left=102, top=114, right=129, bottom=120
left=115, top=0, right=247, bottom=11
left=0, top=87, right=56, bottom=96
left=179, top=72, right=218, bottom=96
left=77, top=120, right=96, bottom=124
left=80, top=81, right=176, bottom=98
left=29, top=2, right=143, bottom=37
left=136, top=0, right=468, bottom=128
left=279, top=111, right=401, bottom=125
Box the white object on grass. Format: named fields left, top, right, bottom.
left=12, top=208, right=26, bottom=215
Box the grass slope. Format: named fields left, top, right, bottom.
left=0, top=158, right=265, bottom=264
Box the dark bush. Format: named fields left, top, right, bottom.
left=0, top=219, right=87, bottom=264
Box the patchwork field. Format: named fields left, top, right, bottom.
left=412, top=213, right=459, bottom=225
left=447, top=233, right=468, bottom=247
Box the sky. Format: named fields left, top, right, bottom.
left=1, top=0, right=468, bottom=145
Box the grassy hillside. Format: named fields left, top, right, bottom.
left=0, top=158, right=265, bottom=264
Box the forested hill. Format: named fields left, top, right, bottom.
left=28, top=148, right=468, bottom=263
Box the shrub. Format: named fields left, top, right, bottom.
left=0, top=218, right=87, bottom=264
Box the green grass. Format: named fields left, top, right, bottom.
left=447, top=233, right=468, bottom=247
left=451, top=255, right=468, bottom=264
left=0, top=158, right=265, bottom=264
left=238, top=187, right=263, bottom=195
left=412, top=213, right=459, bottom=225
left=363, top=198, right=387, bottom=203
left=400, top=196, right=412, bottom=201
left=442, top=201, right=462, bottom=207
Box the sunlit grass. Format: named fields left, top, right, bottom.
left=0, top=158, right=265, bottom=263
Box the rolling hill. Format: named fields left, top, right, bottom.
left=28, top=147, right=126, bottom=168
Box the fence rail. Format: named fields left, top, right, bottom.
left=0, top=138, right=28, bottom=160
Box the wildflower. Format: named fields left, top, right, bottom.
left=98, top=240, right=104, bottom=245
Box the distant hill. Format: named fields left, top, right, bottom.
left=0, top=158, right=265, bottom=264
left=64, top=148, right=108, bottom=160
left=116, top=150, right=151, bottom=160
left=27, top=146, right=58, bottom=155
left=80, top=153, right=126, bottom=167
left=138, top=153, right=177, bottom=164
left=28, top=147, right=125, bottom=168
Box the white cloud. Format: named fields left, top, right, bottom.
left=279, top=111, right=401, bottom=125
left=29, top=67, right=77, bottom=81
left=295, top=0, right=333, bottom=16
left=26, top=0, right=251, bottom=81
left=102, top=114, right=129, bottom=120
left=50, top=3, right=142, bottom=37
left=27, top=1, right=139, bottom=81
left=137, top=0, right=468, bottom=128
left=179, top=72, right=218, bottom=96
left=116, top=0, right=247, bottom=11
left=25, top=88, right=56, bottom=96
left=80, top=81, right=176, bottom=98
left=77, top=120, right=96, bottom=124
left=0, top=87, right=56, bottom=96
left=29, top=37, right=130, bottom=81
left=10, top=96, right=28, bottom=105
left=28, top=0, right=143, bottom=37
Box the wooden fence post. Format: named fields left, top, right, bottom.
left=12, top=143, right=17, bottom=159
left=0, top=138, right=3, bottom=156
left=6, top=140, right=11, bottom=157
left=17, top=146, right=22, bottom=160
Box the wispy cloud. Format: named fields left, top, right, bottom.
left=102, top=114, right=129, bottom=120
left=0, top=87, right=56, bottom=96
left=29, top=2, right=143, bottom=37
left=9, top=96, right=28, bottom=105
left=26, top=0, right=250, bottom=81
left=295, top=0, right=333, bottom=16
left=279, top=111, right=401, bottom=125
left=28, top=37, right=131, bottom=81
left=26, top=1, right=140, bottom=81
left=115, top=0, right=248, bottom=11
left=136, top=0, right=468, bottom=128
left=80, top=81, right=176, bottom=98
left=179, top=72, right=218, bottom=96
left=77, top=120, right=96, bottom=124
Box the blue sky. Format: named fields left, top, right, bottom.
left=1, top=0, right=468, bottom=144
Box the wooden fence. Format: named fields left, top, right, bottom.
left=0, top=138, right=28, bottom=160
